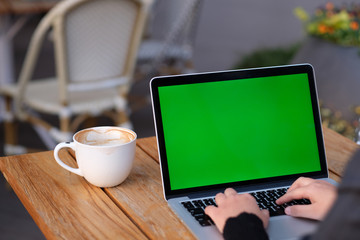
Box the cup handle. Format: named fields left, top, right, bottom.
left=53, top=142, right=83, bottom=176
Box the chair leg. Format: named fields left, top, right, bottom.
left=116, top=110, right=128, bottom=124
left=60, top=115, right=70, bottom=133
left=4, top=123, right=17, bottom=149
left=116, top=110, right=133, bottom=129
left=114, top=91, right=133, bottom=129
left=71, top=114, right=90, bottom=132
left=83, top=116, right=97, bottom=129
left=3, top=96, right=25, bottom=155
left=4, top=96, right=17, bottom=145
left=26, top=114, right=57, bottom=149
left=58, top=115, right=73, bottom=142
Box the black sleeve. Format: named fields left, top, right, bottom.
left=223, top=212, right=269, bottom=240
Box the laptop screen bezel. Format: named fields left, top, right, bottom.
left=150, top=64, right=328, bottom=199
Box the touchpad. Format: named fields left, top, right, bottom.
left=267, top=216, right=319, bottom=240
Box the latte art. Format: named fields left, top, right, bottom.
left=75, top=128, right=135, bottom=146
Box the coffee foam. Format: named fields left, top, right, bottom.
left=75, top=128, right=135, bottom=146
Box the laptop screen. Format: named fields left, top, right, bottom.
left=151, top=64, right=328, bottom=197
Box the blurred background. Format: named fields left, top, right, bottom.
left=0, top=0, right=358, bottom=238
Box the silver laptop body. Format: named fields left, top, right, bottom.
left=150, top=64, right=336, bottom=240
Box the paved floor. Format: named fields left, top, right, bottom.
left=0, top=0, right=355, bottom=238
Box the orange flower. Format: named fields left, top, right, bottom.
left=318, top=24, right=328, bottom=34
left=350, top=21, right=359, bottom=30
left=325, top=2, right=334, bottom=11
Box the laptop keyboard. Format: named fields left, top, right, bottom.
left=181, top=187, right=311, bottom=227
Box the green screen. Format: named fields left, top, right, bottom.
left=158, top=73, right=321, bottom=190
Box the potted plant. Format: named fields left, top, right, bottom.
left=294, top=2, right=360, bottom=47
left=291, top=2, right=360, bottom=130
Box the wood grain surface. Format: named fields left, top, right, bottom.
left=0, top=150, right=146, bottom=240
left=323, top=126, right=359, bottom=181
left=105, top=144, right=195, bottom=240
left=0, top=0, right=58, bottom=14
left=137, top=137, right=159, bottom=163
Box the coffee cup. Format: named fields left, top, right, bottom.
left=53, top=126, right=137, bottom=187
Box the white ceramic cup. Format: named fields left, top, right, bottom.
left=53, top=126, right=137, bottom=187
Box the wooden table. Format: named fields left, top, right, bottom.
left=0, top=127, right=358, bottom=239
left=0, top=0, right=58, bottom=15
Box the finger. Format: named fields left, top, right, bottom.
left=215, top=192, right=225, bottom=205
left=204, top=205, right=217, bottom=217
left=260, top=209, right=270, bottom=228
left=276, top=187, right=310, bottom=205
left=288, top=177, right=314, bottom=192
left=224, top=188, right=237, bottom=196
left=243, top=193, right=256, bottom=201
left=261, top=209, right=270, bottom=217
left=284, top=205, right=317, bottom=220
left=240, top=193, right=258, bottom=205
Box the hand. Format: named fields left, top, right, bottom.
left=276, top=177, right=337, bottom=220
left=205, top=188, right=269, bottom=233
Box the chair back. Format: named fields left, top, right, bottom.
left=17, top=0, right=151, bottom=104
left=140, top=0, right=202, bottom=65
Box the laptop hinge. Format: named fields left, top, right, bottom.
left=167, top=179, right=298, bottom=200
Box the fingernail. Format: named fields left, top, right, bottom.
left=285, top=207, right=291, bottom=215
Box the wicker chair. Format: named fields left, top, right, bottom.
left=0, top=0, right=152, bottom=155
left=136, top=0, right=202, bottom=77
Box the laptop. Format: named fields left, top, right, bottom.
left=150, top=64, right=336, bottom=240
